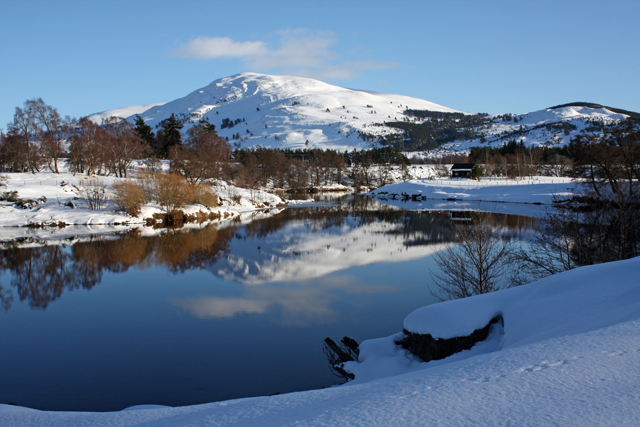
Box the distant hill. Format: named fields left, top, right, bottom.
left=418, top=105, right=630, bottom=155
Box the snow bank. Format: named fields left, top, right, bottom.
left=404, top=255, right=640, bottom=343
left=346, top=256, right=640, bottom=386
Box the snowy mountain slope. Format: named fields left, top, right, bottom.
left=86, top=75, right=632, bottom=154
left=2, top=256, right=639, bottom=426
left=89, top=73, right=459, bottom=152
left=433, top=104, right=629, bottom=154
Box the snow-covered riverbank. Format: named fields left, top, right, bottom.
left=1, top=255, right=639, bottom=426
left=3, top=164, right=574, bottom=230
left=369, top=176, right=577, bottom=204
left=365, top=176, right=578, bottom=217
left=0, top=169, right=292, bottom=229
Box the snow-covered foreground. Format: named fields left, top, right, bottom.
left=2, top=254, right=639, bottom=426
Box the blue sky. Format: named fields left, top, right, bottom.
left=2, top=0, right=639, bottom=126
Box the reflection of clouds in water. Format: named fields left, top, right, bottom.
left=175, top=297, right=269, bottom=318
left=174, top=275, right=394, bottom=326
left=253, top=287, right=337, bottom=326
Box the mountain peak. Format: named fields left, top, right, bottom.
left=107, top=73, right=459, bottom=151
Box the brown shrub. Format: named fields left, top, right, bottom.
left=112, top=181, right=146, bottom=216
left=153, top=173, right=194, bottom=214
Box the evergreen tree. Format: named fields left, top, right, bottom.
left=134, top=115, right=156, bottom=153
left=198, top=118, right=216, bottom=134
left=156, top=114, right=183, bottom=158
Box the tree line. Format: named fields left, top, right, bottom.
left=1, top=98, right=412, bottom=193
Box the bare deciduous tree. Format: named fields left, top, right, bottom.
left=431, top=213, right=513, bottom=300
left=0, top=131, right=29, bottom=172
left=510, top=199, right=579, bottom=285
left=68, top=118, right=104, bottom=176
left=170, top=123, right=231, bottom=185
left=28, top=98, right=72, bottom=174
left=75, top=177, right=108, bottom=210
left=102, top=117, right=145, bottom=178
left=7, top=103, right=41, bottom=173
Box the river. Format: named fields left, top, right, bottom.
left=0, top=195, right=538, bottom=411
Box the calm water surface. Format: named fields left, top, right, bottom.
left=0, top=196, right=537, bottom=411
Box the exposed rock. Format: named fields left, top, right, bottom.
left=324, top=336, right=360, bottom=381
left=396, top=315, right=503, bottom=362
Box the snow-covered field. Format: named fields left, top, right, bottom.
left=2, top=255, right=638, bottom=426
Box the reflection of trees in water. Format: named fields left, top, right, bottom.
left=243, top=196, right=537, bottom=251
left=243, top=196, right=413, bottom=239
left=0, top=225, right=234, bottom=311
left=0, top=281, right=14, bottom=311
left=0, top=244, right=101, bottom=310
left=70, top=226, right=234, bottom=275
left=154, top=227, right=234, bottom=273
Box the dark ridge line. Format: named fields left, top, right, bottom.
left=547, top=102, right=640, bottom=119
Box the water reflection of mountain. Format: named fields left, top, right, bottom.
left=0, top=198, right=537, bottom=311
left=212, top=200, right=536, bottom=285
left=214, top=208, right=454, bottom=285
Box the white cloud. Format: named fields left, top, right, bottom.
left=296, top=60, right=399, bottom=80
left=171, top=37, right=268, bottom=59
left=171, top=31, right=398, bottom=80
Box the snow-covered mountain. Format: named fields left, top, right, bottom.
left=433, top=104, right=630, bottom=155
left=87, top=74, right=633, bottom=154
left=88, top=73, right=458, bottom=151
left=86, top=102, right=165, bottom=124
